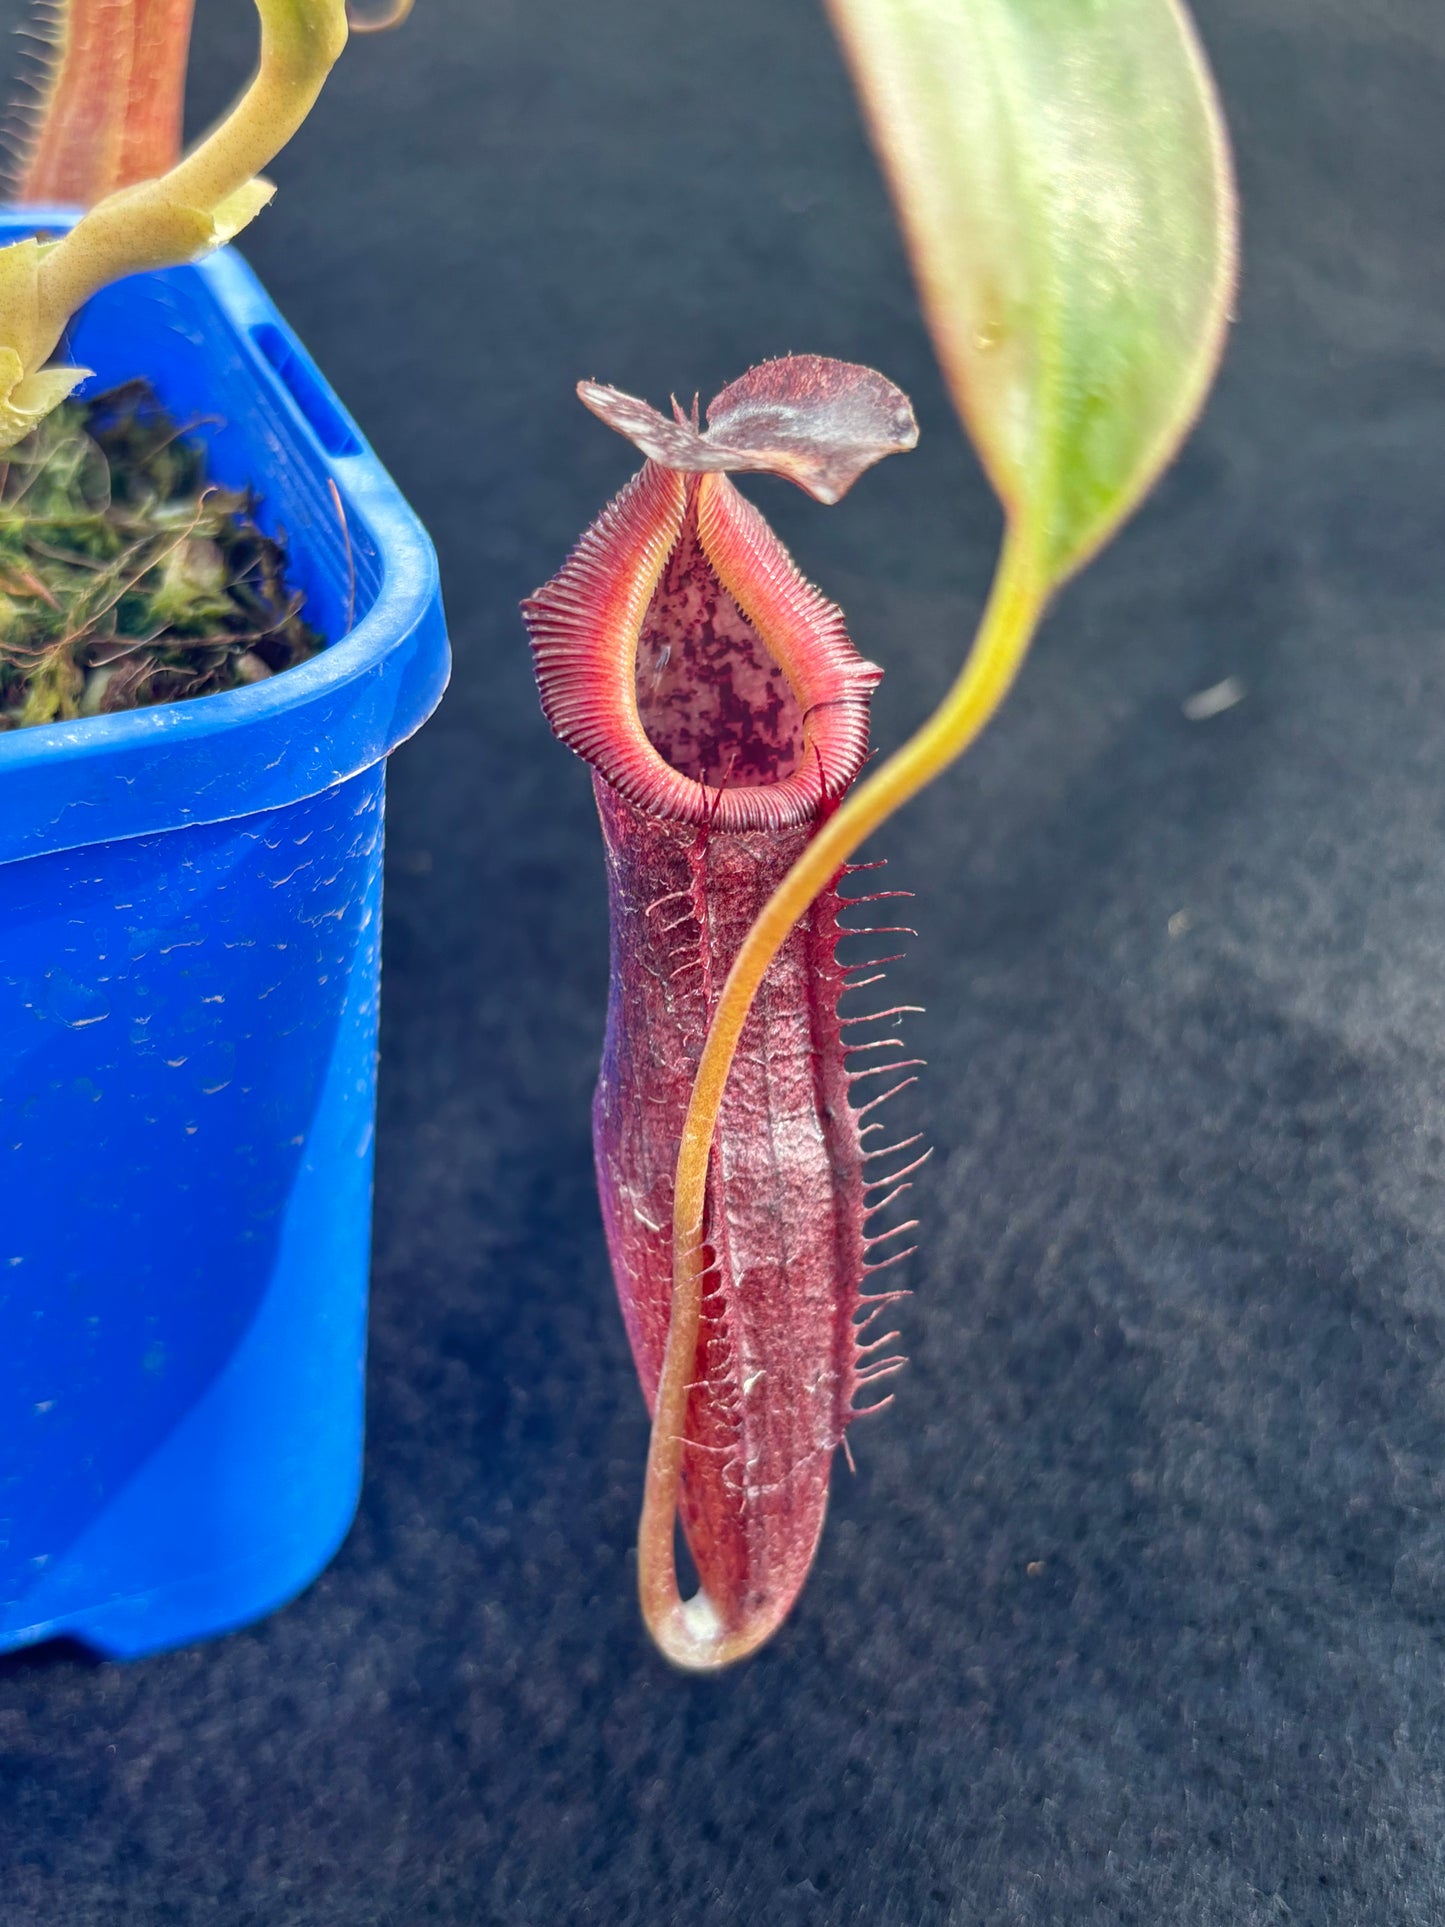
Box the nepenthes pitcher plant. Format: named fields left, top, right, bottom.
left=526, top=0, right=1237, bottom=1669
left=524, top=356, right=924, bottom=1666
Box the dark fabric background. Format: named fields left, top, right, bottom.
left=3, top=1, right=1444, bottom=1921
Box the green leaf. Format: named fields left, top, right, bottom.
left=825, top=0, right=1237, bottom=584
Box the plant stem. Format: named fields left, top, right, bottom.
left=28, top=0, right=347, bottom=383
left=638, top=523, right=1048, bottom=1670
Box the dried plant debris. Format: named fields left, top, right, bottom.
left=0, top=378, right=322, bottom=730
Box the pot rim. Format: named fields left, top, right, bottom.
left=0, top=207, right=449, bottom=869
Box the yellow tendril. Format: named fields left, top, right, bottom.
left=640, top=523, right=1047, bottom=1671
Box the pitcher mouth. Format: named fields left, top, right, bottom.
left=524, top=460, right=881, bottom=833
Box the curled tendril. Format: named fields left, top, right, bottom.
left=346, top=0, right=413, bottom=30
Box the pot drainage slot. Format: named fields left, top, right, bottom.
left=250, top=323, right=363, bottom=460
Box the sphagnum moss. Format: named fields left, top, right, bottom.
left=0, top=378, right=320, bottom=730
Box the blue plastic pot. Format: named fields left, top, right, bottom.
left=0, top=211, right=449, bottom=1658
